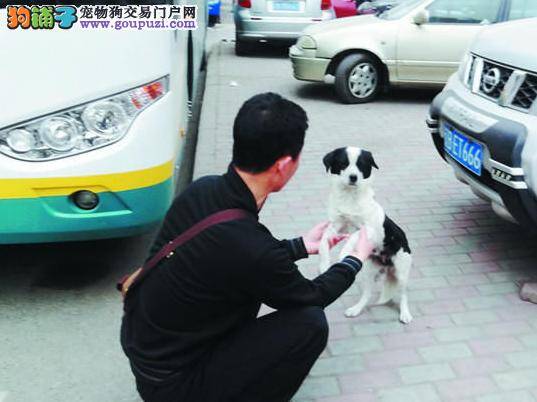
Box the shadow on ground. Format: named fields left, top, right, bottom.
left=295, top=83, right=441, bottom=105
left=233, top=41, right=291, bottom=59
left=0, top=234, right=153, bottom=291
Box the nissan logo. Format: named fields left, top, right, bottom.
left=482, top=67, right=501, bottom=94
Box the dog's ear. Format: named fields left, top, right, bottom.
left=362, top=150, right=379, bottom=170
left=322, top=150, right=336, bottom=172
left=324, top=148, right=348, bottom=174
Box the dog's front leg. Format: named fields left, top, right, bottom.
left=338, top=230, right=360, bottom=260
left=318, top=225, right=334, bottom=274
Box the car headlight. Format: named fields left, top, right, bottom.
left=297, top=35, right=317, bottom=50
left=0, top=76, right=168, bottom=161
left=458, top=52, right=474, bottom=87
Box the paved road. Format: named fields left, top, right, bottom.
left=0, top=235, right=150, bottom=401
left=195, top=24, right=537, bottom=402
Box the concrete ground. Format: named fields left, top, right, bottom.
left=194, top=21, right=537, bottom=402
left=0, top=235, right=149, bottom=402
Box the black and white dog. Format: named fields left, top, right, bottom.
left=319, top=146, right=413, bottom=324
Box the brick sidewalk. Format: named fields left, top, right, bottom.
left=194, top=25, right=537, bottom=402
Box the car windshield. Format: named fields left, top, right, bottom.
left=377, top=0, right=425, bottom=19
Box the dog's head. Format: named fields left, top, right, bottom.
left=322, top=147, right=378, bottom=187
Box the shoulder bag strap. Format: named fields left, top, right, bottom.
left=119, top=208, right=252, bottom=297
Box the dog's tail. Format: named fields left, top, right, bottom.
left=376, top=273, right=398, bottom=304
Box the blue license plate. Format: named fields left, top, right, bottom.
left=443, top=124, right=483, bottom=176
left=273, top=1, right=300, bottom=11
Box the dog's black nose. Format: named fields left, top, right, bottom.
left=349, top=175, right=358, bottom=184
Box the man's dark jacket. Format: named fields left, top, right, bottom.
left=120, top=166, right=361, bottom=382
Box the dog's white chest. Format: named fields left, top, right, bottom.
left=329, top=196, right=385, bottom=246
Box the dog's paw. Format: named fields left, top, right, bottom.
left=399, top=310, right=413, bottom=324
left=344, top=306, right=363, bottom=318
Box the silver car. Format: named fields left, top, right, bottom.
left=290, top=0, right=537, bottom=104
left=234, top=0, right=336, bottom=55
left=428, top=18, right=537, bottom=229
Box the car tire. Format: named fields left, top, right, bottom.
left=235, top=36, right=253, bottom=56
left=208, top=15, right=218, bottom=27
left=334, top=53, right=382, bottom=104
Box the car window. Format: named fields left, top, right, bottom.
left=508, top=0, right=537, bottom=21
left=426, top=0, right=502, bottom=24
left=378, top=0, right=424, bottom=20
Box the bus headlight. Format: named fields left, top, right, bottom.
left=0, top=76, right=168, bottom=161
left=6, top=129, right=37, bottom=153
left=39, top=117, right=81, bottom=152
left=81, top=101, right=129, bottom=140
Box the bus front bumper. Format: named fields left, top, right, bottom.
left=0, top=163, right=174, bottom=244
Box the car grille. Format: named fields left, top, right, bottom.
left=467, top=55, right=537, bottom=113
left=512, top=74, right=537, bottom=110
left=478, top=61, right=512, bottom=100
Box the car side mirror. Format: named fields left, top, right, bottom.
left=412, top=9, right=429, bottom=25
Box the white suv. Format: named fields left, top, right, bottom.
left=428, top=18, right=537, bottom=228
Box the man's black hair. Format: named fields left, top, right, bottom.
left=232, top=92, right=308, bottom=173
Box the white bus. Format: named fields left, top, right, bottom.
left=0, top=1, right=207, bottom=244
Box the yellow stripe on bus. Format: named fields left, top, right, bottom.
left=0, top=161, right=174, bottom=199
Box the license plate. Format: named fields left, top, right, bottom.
left=443, top=124, right=483, bottom=176
left=272, top=1, right=300, bottom=11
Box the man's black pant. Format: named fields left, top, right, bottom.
left=136, top=306, right=329, bottom=402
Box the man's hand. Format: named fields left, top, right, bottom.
left=350, top=228, right=376, bottom=262
left=303, top=221, right=348, bottom=255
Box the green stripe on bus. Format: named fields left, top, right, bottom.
left=0, top=178, right=174, bottom=244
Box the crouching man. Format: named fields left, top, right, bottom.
left=120, top=92, right=375, bottom=402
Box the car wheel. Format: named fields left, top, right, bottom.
left=235, top=36, right=253, bottom=56
left=335, top=53, right=382, bottom=104
left=208, top=15, right=218, bottom=27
